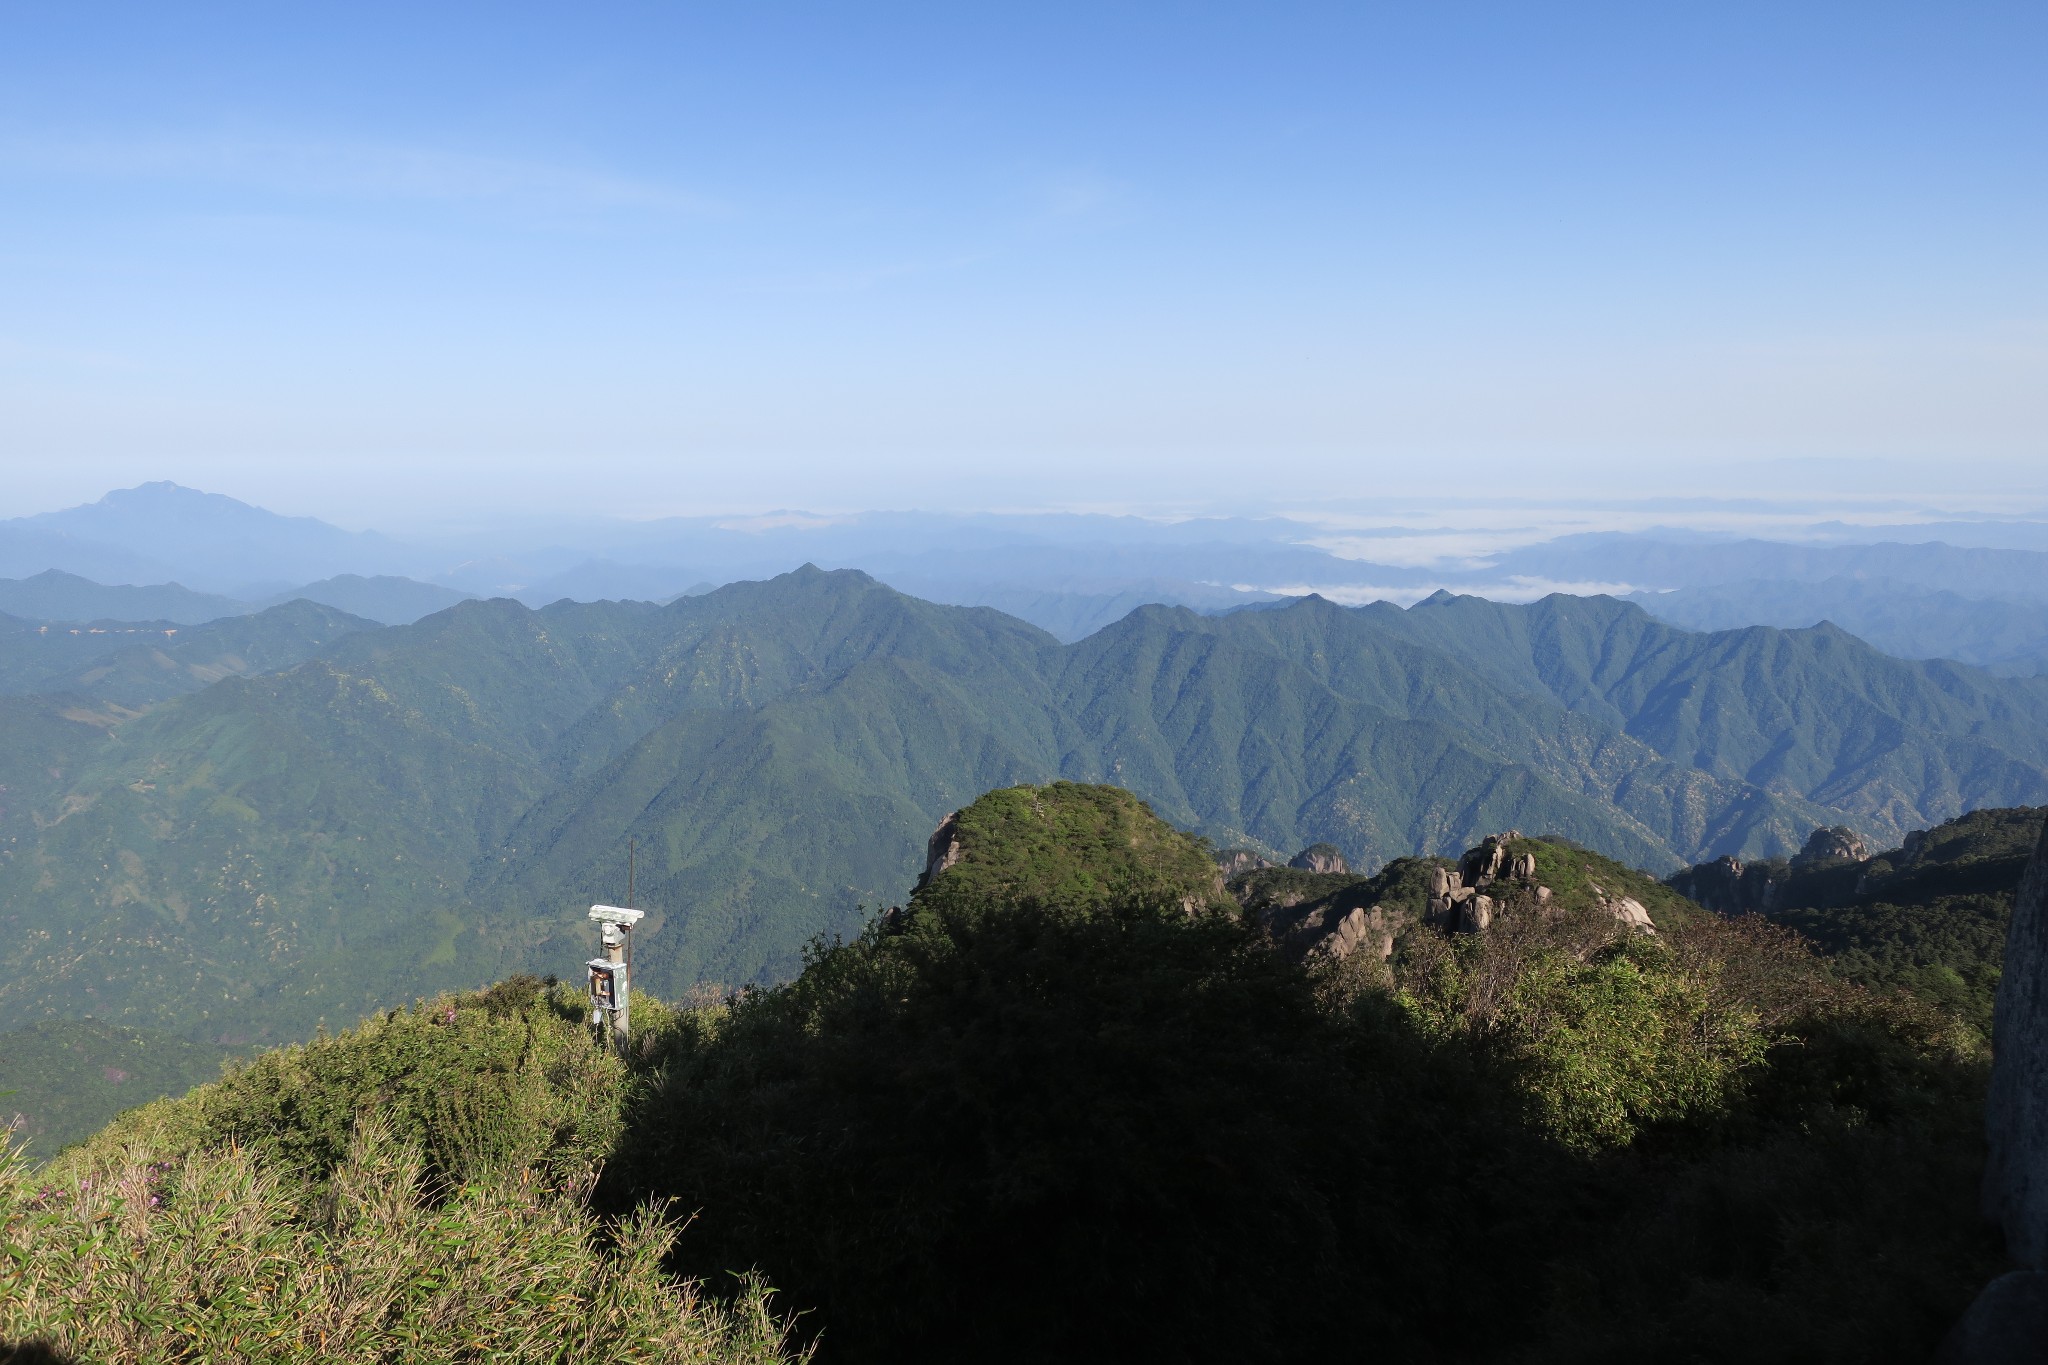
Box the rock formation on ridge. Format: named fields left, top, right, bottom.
left=1288, top=843, right=1350, bottom=875
left=1791, top=824, right=1870, bottom=869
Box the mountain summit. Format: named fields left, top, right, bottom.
left=2, top=483, right=410, bottom=593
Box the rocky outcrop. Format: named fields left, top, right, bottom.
left=914, top=811, right=965, bottom=893
left=1261, top=900, right=1399, bottom=966
left=1217, top=849, right=1274, bottom=878
left=1581, top=879, right=1656, bottom=934
left=1457, top=832, right=1525, bottom=887
left=1615, top=899, right=1653, bottom=931
left=1791, top=824, right=1868, bottom=869
left=1288, top=843, right=1350, bottom=875
left=1983, top=811, right=2048, bottom=1268
left=1424, top=834, right=1658, bottom=937
left=1426, top=836, right=1534, bottom=934
left=1667, top=854, right=1783, bottom=915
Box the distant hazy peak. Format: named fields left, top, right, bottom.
left=50, top=480, right=345, bottom=528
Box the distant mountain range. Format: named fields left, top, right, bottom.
left=9, top=483, right=2048, bottom=670
left=1628, top=577, right=2048, bottom=676
left=0, top=569, right=474, bottom=628
left=0, top=599, right=379, bottom=707
left=3, top=567, right=2045, bottom=1059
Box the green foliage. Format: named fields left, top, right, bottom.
left=1526, top=985, right=1996, bottom=1363
left=592, top=840, right=1998, bottom=1363
left=11, top=800, right=2007, bottom=1363
left=1449, top=937, right=1760, bottom=1150
left=71, top=976, right=629, bottom=1190
left=1679, top=805, right=2046, bottom=1037
left=1779, top=895, right=2008, bottom=1037
left=606, top=896, right=1442, bottom=1363
left=0, top=1117, right=802, bottom=1364
left=1397, top=905, right=1765, bottom=1150
left=0, top=1020, right=230, bottom=1156
left=910, top=781, right=1232, bottom=915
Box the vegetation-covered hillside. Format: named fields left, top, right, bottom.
left=0, top=599, right=379, bottom=706
left=6, top=571, right=2048, bottom=1140
left=6, top=783, right=2012, bottom=1363
left=0, top=1020, right=230, bottom=1153
left=1671, top=806, right=2046, bottom=1036
left=907, top=781, right=1233, bottom=916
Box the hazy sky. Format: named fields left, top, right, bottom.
left=2, top=1, right=2043, bottom=523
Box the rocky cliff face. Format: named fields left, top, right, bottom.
left=1792, top=824, right=1869, bottom=868
left=916, top=810, right=965, bottom=893
left=1668, top=854, right=1784, bottom=914
left=1288, top=843, right=1351, bottom=875
left=1215, top=849, right=1274, bottom=879
left=1984, top=812, right=2048, bottom=1266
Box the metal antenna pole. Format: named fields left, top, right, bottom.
left=628, top=838, right=636, bottom=909
left=587, top=903, right=644, bottom=1058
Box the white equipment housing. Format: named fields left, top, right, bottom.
left=586, top=904, right=645, bottom=1055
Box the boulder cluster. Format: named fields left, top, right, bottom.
left=1424, top=833, right=1543, bottom=934
left=1425, top=832, right=1656, bottom=936
left=1790, top=824, right=1868, bottom=869
left=1265, top=900, right=1399, bottom=967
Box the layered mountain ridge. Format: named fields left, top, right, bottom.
left=3, top=566, right=2046, bottom=1053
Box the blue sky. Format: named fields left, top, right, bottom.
left=1, top=1, right=2043, bottom=523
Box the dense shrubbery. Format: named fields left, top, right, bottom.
left=1398, top=908, right=1765, bottom=1151
left=594, top=882, right=1999, bottom=1363
left=0, top=1117, right=800, bottom=1364
left=606, top=895, right=1433, bottom=1362
left=77, top=974, right=637, bottom=1191
left=1675, top=805, right=2044, bottom=1038
left=1779, top=894, right=2008, bottom=1036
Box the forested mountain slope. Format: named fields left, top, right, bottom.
left=0, top=599, right=378, bottom=705
left=3, top=568, right=2045, bottom=1053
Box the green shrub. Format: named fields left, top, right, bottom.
left=68, top=975, right=634, bottom=1191
left=1396, top=905, right=1766, bottom=1150
left=0, top=1116, right=802, bottom=1364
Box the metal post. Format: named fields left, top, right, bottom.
left=587, top=904, right=644, bottom=1057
